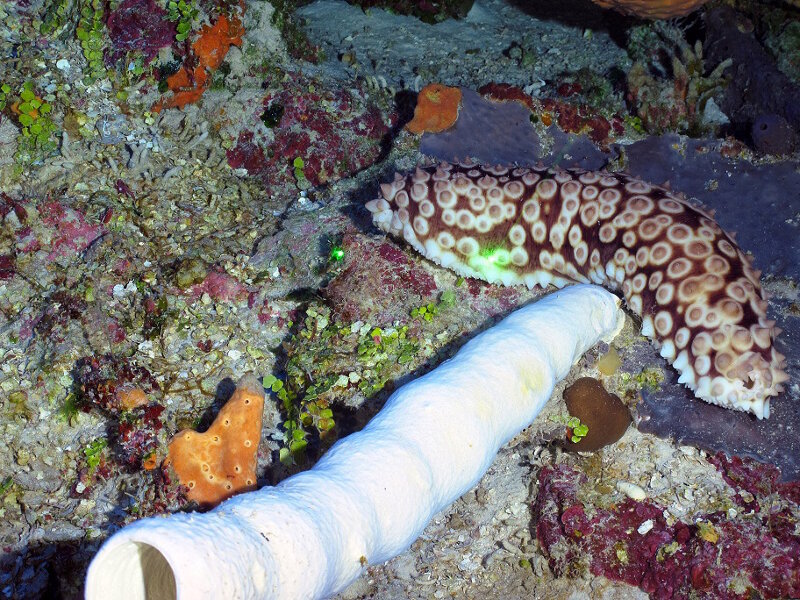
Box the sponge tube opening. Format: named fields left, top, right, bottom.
left=86, top=541, right=176, bottom=600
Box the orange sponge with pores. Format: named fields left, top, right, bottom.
left=406, top=84, right=462, bottom=134
left=165, top=373, right=264, bottom=508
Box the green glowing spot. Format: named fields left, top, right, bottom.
left=479, top=246, right=510, bottom=265
left=469, top=246, right=512, bottom=281
left=329, top=246, right=344, bottom=262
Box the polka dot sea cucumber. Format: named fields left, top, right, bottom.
left=367, top=161, right=788, bottom=419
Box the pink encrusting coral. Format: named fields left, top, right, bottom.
left=106, top=0, right=175, bottom=64
left=367, top=161, right=787, bottom=418
left=323, top=232, right=438, bottom=326
left=187, top=270, right=249, bottom=303
left=39, top=200, right=104, bottom=261
left=227, top=74, right=396, bottom=187
left=534, top=463, right=800, bottom=599
left=2, top=194, right=105, bottom=297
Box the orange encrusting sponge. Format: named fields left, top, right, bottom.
left=406, top=83, right=462, bottom=134
left=165, top=373, right=264, bottom=508
left=153, top=11, right=244, bottom=111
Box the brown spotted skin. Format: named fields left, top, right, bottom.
left=366, top=161, right=787, bottom=419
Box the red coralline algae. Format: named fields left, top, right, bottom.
left=38, top=200, right=104, bottom=262
left=478, top=83, right=624, bottom=148
left=710, top=452, right=800, bottom=507
left=719, top=137, right=749, bottom=160
left=31, top=290, right=87, bottom=342
left=74, top=355, right=165, bottom=468
left=477, top=82, right=537, bottom=111
left=2, top=196, right=104, bottom=269
left=534, top=463, right=800, bottom=599
left=188, top=269, right=249, bottom=303
left=557, top=82, right=583, bottom=98
left=323, top=233, right=438, bottom=326
left=106, top=319, right=127, bottom=344
left=116, top=402, right=165, bottom=468
left=106, top=0, right=175, bottom=64
left=225, top=131, right=266, bottom=173
left=246, top=290, right=296, bottom=328
left=539, top=98, right=619, bottom=146
left=0, top=191, right=27, bottom=223
left=464, top=278, right=524, bottom=318
left=0, top=255, right=15, bottom=280
left=227, top=74, right=395, bottom=188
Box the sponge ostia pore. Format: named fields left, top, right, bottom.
left=85, top=285, right=623, bottom=600
left=367, top=161, right=788, bottom=419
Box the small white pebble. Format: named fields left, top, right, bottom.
left=227, top=349, right=242, bottom=360
left=617, top=481, right=647, bottom=501
left=56, top=58, right=71, bottom=71
left=637, top=519, right=654, bottom=535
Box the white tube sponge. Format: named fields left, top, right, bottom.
left=85, top=284, right=624, bottom=600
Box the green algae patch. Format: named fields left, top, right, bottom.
left=273, top=297, right=461, bottom=463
